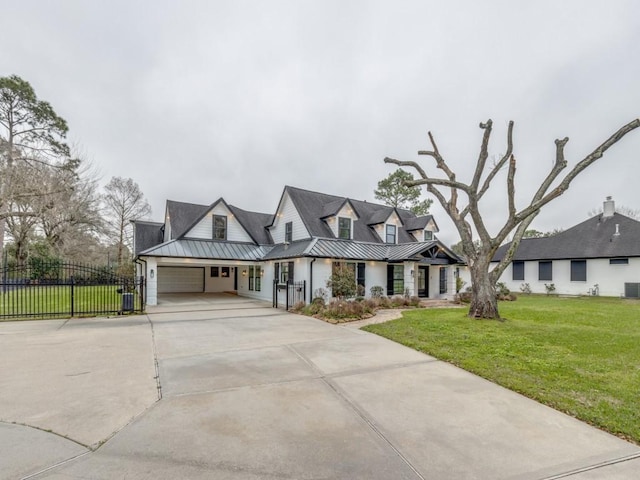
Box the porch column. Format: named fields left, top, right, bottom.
left=146, top=257, right=158, bottom=306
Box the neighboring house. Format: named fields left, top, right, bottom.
left=491, top=197, right=640, bottom=297
left=133, top=185, right=462, bottom=306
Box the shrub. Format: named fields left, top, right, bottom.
left=520, top=283, right=532, bottom=294
left=390, top=295, right=408, bottom=307
left=545, top=283, right=556, bottom=295
left=290, top=301, right=306, bottom=313
left=370, top=285, right=384, bottom=298
left=456, top=276, right=467, bottom=293
left=357, top=284, right=366, bottom=297
left=364, top=298, right=379, bottom=310
left=378, top=296, right=391, bottom=308
left=313, top=288, right=329, bottom=303
left=496, top=282, right=510, bottom=297
left=326, top=265, right=357, bottom=299
left=409, top=296, right=421, bottom=307
left=354, top=296, right=365, bottom=302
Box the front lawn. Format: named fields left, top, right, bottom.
left=363, top=295, right=640, bottom=444
left=0, top=285, right=124, bottom=319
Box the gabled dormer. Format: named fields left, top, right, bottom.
left=403, top=215, right=440, bottom=242
left=368, top=209, right=404, bottom=244
left=321, top=199, right=360, bottom=240
left=269, top=187, right=311, bottom=244
left=182, top=198, right=254, bottom=243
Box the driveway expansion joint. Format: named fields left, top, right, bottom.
left=539, top=451, right=640, bottom=480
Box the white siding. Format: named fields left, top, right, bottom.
left=494, top=257, right=640, bottom=297
left=270, top=192, right=310, bottom=243
left=164, top=211, right=172, bottom=241
left=184, top=203, right=253, bottom=242
left=204, top=265, right=236, bottom=292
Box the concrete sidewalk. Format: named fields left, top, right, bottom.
left=1, top=299, right=639, bottom=479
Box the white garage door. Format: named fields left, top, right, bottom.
left=158, top=267, right=205, bottom=293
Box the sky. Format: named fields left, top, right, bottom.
left=3, top=0, right=639, bottom=245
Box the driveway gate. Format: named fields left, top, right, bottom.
left=272, top=280, right=306, bottom=310
left=0, top=260, right=145, bottom=319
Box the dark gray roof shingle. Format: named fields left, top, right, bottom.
left=166, top=200, right=209, bottom=239
left=228, top=204, right=273, bottom=245
left=493, top=213, right=640, bottom=261
left=132, top=221, right=164, bottom=255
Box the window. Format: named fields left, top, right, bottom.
left=285, top=222, right=292, bottom=243
left=538, top=261, right=552, bottom=281
left=211, top=266, right=219, bottom=277
left=423, top=230, right=433, bottom=241
left=356, top=262, right=365, bottom=293
left=512, top=261, right=524, bottom=281
left=338, top=217, right=351, bottom=239
left=570, top=260, right=586, bottom=281
left=248, top=265, right=261, bottom=291
left=386, top=264, right=404, bottom=295
left=610, top=258, right=629, bottom=265
left=213, top=215, right=227, bottom=240
left=385, top=224, right=396, bottom=244
left=278, top=261, right=294, bottom=283
left=221, top=267, right=230, bottom=277
left=439, top=267, right=448, bottom=294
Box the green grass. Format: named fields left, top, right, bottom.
left=363, top=295, right=640, bottom=444
left=0, top=285, right=124, bottom=320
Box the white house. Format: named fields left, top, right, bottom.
left=491, top=197, right=640, bottom=298
left=133, top=185, right=463, bottom=306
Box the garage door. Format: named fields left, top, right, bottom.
left=158, top=267, right=205, bottom=293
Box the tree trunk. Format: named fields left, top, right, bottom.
left=467, top=261, right=500, bottom=319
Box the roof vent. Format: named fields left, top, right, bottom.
left=614, top=224, right=620, bottom=236
left=603, top=196, right=615, bottom=218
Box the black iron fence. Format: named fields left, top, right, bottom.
left=0, top=260, right=145, bottom=320
left=273, top=280, right=306, bottom=310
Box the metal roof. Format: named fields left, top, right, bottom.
left=139, top=237, right=461, bottom=264
left=138, top=239, right=273, bottom=261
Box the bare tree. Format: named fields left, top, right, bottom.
left=0, top=74, right=71, bottom=259
left=385, top=118, right=640, bottom=319
left=102, top=177, right=151, bottom=268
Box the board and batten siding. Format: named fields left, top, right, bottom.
left=184, top=203, right=253, bottom=242
left=270, top=191, right=310, bottom=243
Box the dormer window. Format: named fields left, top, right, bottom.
left=285, top=221, right=293, bottom=243
left=338, top=217, right=351, bottom=239
left=213, top=215, right=227, bottom=240
left=385, top=224, right=396, bottom=244
left=424, top=230, right=433, bottom=241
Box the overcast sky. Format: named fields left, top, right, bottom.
left=3, top=0, right=639, bottom=245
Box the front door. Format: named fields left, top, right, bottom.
left=418, top=266, right=429, bottom=297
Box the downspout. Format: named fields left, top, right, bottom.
left=309, top=258, right=316, bottom=303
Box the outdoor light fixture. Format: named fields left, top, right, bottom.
left=150, top=269, right=155, bottom=279
left=410, top=269, right=414, bottom=277
left=242, top=269, right=247, bottom=276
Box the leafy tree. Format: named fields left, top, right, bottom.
left=385, top=118, right=639, bottom=319
left=522, top=228, right=562, bottom=238
left=0, top=74, right=71, bottom=258
left=374, top=169, right=433, bottom=215
left=102, top=177, right=151, bottom=268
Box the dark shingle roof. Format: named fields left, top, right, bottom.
left=133, top=221, right=164, bottom=255
left=166, top=200, right=209, bottom=239
left=493, top=213, right=640, bottom=261
left=228, top=205, right=274, bottom=245
left=285, top=186, right=419, bottom=243
left=403, top=215, right=434, bottom=231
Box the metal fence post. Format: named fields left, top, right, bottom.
left=70, top=275, right=75, bottom=317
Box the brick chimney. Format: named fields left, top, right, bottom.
left=603, top=196, right=615, bottom=218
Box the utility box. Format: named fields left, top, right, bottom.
left=121, top=292, right=134, bottom=312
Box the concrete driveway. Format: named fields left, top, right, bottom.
left=1, top=294, right=639, bottom=479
